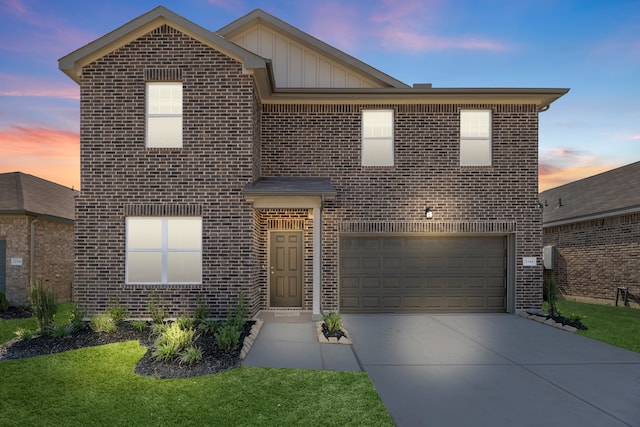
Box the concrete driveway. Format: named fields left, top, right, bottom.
left=342, top=314, right=640, bottom=427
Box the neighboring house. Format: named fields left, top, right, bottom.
left=540, top=161, right=640, bottom=307
left=59, top=6, right=567, bottom=318
left=0, top=172, right=77, bottom=305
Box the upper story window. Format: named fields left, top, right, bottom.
left=460, top=110, right=491, bottom=166
left=126, top=217, right=202, bottom=284
left=146, top=82, right=183, bottom=148
left=362, top=110, right=394, bottom=166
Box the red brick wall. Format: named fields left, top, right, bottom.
left=76, top=25, right=256, bottom=317
left=261, top=104, right=543, bottom=311
left=543, top=212, right=640, bottom=303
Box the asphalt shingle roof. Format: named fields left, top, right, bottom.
left=0, top=172, right=77, bottom=221
left=539, top=161, right=640, bottom=226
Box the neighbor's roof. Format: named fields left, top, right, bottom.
left=59, top=6, right=568, bottom=109
left=0, top=172, right=77, bottom=221
left=540, top=161, right=640, bottom=227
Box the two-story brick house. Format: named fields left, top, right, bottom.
left=59, top=7, right=567, bottom=318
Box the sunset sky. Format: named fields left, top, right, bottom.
left=1, top=0, right=639, bottom=191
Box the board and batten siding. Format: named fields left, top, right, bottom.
left=229, top=24, right=381, bottom=88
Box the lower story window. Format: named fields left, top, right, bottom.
left=126, top=217, right=202, bottom=284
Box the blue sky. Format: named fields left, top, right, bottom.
left=1, top=0, right=638, bottom=190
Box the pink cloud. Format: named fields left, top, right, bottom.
left=2, top=0, right=27, bottom=15
left=377, top=28, right=508, bottom=52
left=0, top=73, right=79, bottom=99
left=538, top=147, right=619, bottom=191
left=0, top=126, right=80, bottom=189
left=308, top=3, right=361, bottom=51
left=630, top=135, right=640, bottom=140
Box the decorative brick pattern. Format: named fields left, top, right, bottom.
left=543, top=213, right=640, bottom=303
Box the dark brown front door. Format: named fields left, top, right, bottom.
left=270, top=231, right=303, bottom=307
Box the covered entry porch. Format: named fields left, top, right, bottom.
left=243, top=177, right=336, bottom=318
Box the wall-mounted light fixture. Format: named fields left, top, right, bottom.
left=424, top=206, right=433, bottom=219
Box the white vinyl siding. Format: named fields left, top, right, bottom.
left=126, top=217, right=202, bottom=284
left=362, top=110, right=394, bottom=166
left=460, top=110, right=492, bottom=166
left=146, top=82, right=183, bottom=148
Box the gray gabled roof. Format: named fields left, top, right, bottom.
left=539, top=161, right=640, bottom=227
left=0, top=172, right=77, bottom=222
left=59, top=6, right=269, bottom=83
left=217, top=9, right=410, bottom=89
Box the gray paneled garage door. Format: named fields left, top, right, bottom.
left=340, top=235, right=507, bottom=313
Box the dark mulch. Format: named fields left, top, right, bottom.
left=321, top=322, right=348, bottom=340
left=0, top=306, right=34, bottom=320
left=528, top=312, right=588, bottom=330
left=0, top=321, right=254, bottom=379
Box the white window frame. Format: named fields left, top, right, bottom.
left=361, top=109, right=394, bottom=166
left=146, top=82, right=183, bottom=148
left=460, top=109, right=492, bottom=166
left=126, top=217, right=202, bottom=285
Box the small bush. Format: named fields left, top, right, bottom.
left=215, top=322, right=241, bottom=353
left=90, top=314, right=117, bottom=334
left=152, top=321, right=198, bottom=362
left=53, top=324, right=73, bottom=338
left=323, top=312, right=343, bottom=333
left=30, top=280, right=57, bottom=335
left=178, top=346, right=203, bottom=366
left=567, top=313, right=586, bottom=323
left=107, top=299, right=128, bottom=325
left=0, top=292, right=8, bottom=312
left=227, top=292, right=248, bottom=330
left=68, top=303, right=87, bottom=331
left=193, top=297, right=209, bottom=324
left=198, top=319, right=219, bottom=335
left=14, top=327, right=34, bottom=340
left=147, top=292, right=168, bottom=324
left=131, top=320, right=147, bottom=332
left=175, top=316, right=194, bottom=331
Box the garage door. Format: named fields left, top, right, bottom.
left=340, top=235, right=507, bottom=313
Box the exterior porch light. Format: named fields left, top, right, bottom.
left=425, top=206, right=433, bottom=219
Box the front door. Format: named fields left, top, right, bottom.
left=270, top=231, right=302, bottom=307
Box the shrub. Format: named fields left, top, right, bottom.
left=198, top=319, right=219, bottom=335
left=131, top=320, right=147, bottom=332
left=90, top=314, right=117, bottom=334
left=546, top=273, right=559, bottom=317
left=193, top=297, right=209, bottom=324
left=567, top=313, right=586, bottom=323
left=178, top=346, right=203, bottom=366
left=107, top=299, right=128, bottom=325
left=14, top=327, right=34, bottom=340
left=175, top=316, right=194, bottom=331
left=54, top=324, right=74, bottom=338
left=151, top=321, right=198, bottom=362
left=323, top=312, right=343, bottom=333
left=30, top=280, right=57, bottom=335
left=68, top=303, right=87, bottom=331
left=227, top=292, right=248, bottom=330
left=147, top=292, right=168, bottom=324
left=0, top=292, right=8, bottom=312
left=215, top=322, right=241, bottom=353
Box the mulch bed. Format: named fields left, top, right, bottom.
left=528, top=312, right=588, bottom=330
left=0, top=306, right=34, bottom=320
left=0, top=321, right=254, bottom=379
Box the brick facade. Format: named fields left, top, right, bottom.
left=0, top=216, right=73, bottom=305
left=71, top=17, right=549, bottom=317
left=543, top=212, right=640, bottom=305
left=261, top=104, right=543, bottom=311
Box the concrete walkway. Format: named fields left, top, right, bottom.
left=243, top=312, right=640, bottom=427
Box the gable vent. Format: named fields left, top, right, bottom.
left=144, top=68, right=182, bottom=82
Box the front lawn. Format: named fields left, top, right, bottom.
left=0, top=340, right=393, bottom=426
left=556, top=300, right=640, bottom=353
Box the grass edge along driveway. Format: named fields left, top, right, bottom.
left=0, top=340, right=393, bottom=427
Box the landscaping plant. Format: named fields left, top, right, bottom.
left=214, top=322, right=241, bottom=353
left=107, top=299, right=128, bottom=325
left=546, top=273, right=559, bottom=317
left=0, top=291, right=8, bottom=312
left=151, top=320, right=199, bottom=362
left=147, top=292, right=168, bottom=324
left=30, top=280, right=57, bottom=336
left=89, top=314, right=117, bottom=334
left=323, top=312, right=343, bottom=333
left=193, top=297, right=209, bottom=324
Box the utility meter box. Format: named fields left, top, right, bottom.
left=543, top=245, right=555, bottom=270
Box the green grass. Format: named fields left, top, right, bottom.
left=0, top=341, right=392, bottom=426
left=0, top=302, right=74, bottom=344
left=555, top=300, right=640, bottom=353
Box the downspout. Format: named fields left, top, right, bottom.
left=30, top=218, right=38, bottom=286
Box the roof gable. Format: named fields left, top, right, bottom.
left=540, top=161, right=640, bottom=226
left=59, top=6, right=268, bottom=84
left=0, top=172, right=77, bottom=221
left=217, top=9, right=408, bottom=89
